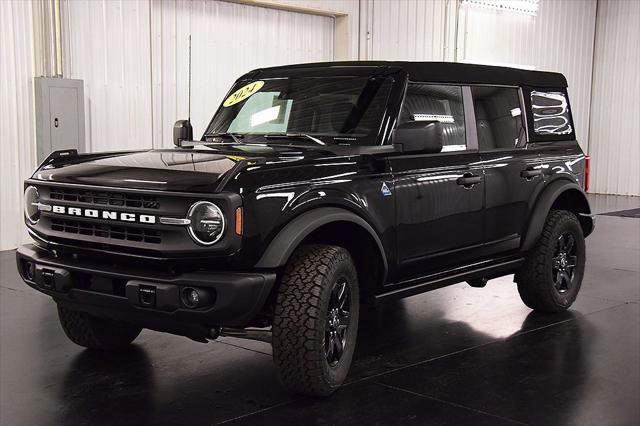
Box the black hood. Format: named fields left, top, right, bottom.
left=32, top=145, right=325, bottom=192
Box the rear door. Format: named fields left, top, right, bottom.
left=390, top=84, right=485, bottom=279
left=471, top=86, right=544, bottom=254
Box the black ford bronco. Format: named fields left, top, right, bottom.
left=17, top=61, right=594, bottom=396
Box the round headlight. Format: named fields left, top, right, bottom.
left=24, top=186, right=41, bottom=224
left=187, top=201, right=225, bottom=245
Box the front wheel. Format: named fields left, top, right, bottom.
left=272, top=245, right=359, bottom=396
left=516, top=210, right=586, bottom=312
left=57, top=306, right=142, bottom=350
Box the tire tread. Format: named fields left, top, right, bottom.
left=58, top=306, right=141, bottom=350
left=517, top=209, right=584, bottom=312
left=272, top=244, right=356, bottom=396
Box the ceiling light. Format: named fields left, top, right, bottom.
left=462, top=0, right=539, bottom=16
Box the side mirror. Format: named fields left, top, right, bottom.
left=392, top=121, right=443, bottom=154
left=173, top=120, right=193, bottom=147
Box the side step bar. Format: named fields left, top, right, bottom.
left=208, top=258, right=524, bottom=343
left=212, top=326, right=272, bottom=344
left=376, top=257, right=524, bottom=302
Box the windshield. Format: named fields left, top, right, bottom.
left=204, top=76, right=394, bottom=145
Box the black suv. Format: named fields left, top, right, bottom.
left=17, top=61, right=594, bottom=396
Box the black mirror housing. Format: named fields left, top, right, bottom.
left=173, top=120, right=194, bottom=147
left=392, top=121, right=444, bottom=154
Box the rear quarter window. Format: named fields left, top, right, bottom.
left=531, top=91, right=573, bottom=136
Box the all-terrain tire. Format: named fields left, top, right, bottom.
left=57, top=306, right=142, bottom=350
left=516, top=210, right=586, bottom=312
left=272, top=244, right=359, bottom=396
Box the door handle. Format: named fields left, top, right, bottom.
left=520, top=168, right=543, bottom=179
left=457, top=173, right=482, bottom=188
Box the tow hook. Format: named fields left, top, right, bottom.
left=138, top=285, right=157, bottom=307
left=41, top=269, right=56, bottom=290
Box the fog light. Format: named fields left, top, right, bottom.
left=185, top=288, right=199, bottom=306
left=181, top=287, right=213, bottom=309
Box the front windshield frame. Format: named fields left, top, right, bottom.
left=202, top=74, right=402, bottom=147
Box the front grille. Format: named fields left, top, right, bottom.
left=51, top=218, right=162, bottom=244
left=49, top=187, right=159, bottom=210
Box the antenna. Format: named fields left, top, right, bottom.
left=188, top=34, right=192, bottom=123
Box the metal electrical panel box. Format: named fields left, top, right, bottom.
left=34, top=77, right=86, bottom=163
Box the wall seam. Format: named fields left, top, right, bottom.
left=148, top=0, right=154, bottom=149
left=586, top=0, right=600, bottom=158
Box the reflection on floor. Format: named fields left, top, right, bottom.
left=600, top=208, right=640, bottom=218
left=588, top=192, right=640, bottom=214
left=1, top=195, right=638, bottom=425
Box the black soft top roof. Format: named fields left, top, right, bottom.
left=242, top=61, right=567, bottom=88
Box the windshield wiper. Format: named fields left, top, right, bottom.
left=263, top=133, right=326, bottom=146
left=205, top=132, right=244, bottom=144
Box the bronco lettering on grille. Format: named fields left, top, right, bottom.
left=48, top=205, right=156, bottom=224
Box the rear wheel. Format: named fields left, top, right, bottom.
left=57, top=306, right=142, bottom=350
left=272, top=245, right=359, bottom=396
left=516, top=210, right=586, bottom=312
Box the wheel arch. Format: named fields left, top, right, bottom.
left=521, top=179, right=594, bottom=251
left=254, top=207, right=389, bottom=297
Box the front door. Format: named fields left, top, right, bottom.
left=390, top=84, right=485, bottom=279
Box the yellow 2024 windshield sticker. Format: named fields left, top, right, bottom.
left=223, top=81, right=265, bottom=107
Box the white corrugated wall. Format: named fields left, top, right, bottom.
left=238, top=0, right=360, bottom=59
left=62, top=0, right=154, bottom=152
left=367, top=0, right=450, bottom=61
left=457, top=0, right=597, bottom=153
left=588, top=0, right=640, bottom=196
left=0, top=1, right=37, bottom=251
left=62, top=0, right=334, bottom=151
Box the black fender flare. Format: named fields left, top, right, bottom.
left=521, top=180, right=593, bottom=251
left=254, top=207, right=388, bottom=281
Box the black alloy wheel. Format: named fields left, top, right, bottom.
left=516, top=210, right=586, bottom=313
left=325, top=278, right=351, bottom=366
left=552, top=232, right=578, bottom=294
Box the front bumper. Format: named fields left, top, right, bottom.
left=16, top=244, right=276, bottom=340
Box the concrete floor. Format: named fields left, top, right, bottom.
left=1, top=195, right=638, bottom=425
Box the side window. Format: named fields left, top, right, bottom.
left=400, top=84, right=467, bottom=152
left=530, top=91, right=573, bottom=135
left=471, top=86, right=525, bottom=150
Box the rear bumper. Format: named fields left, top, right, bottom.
left=16, top=244, right=276, bottom=340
